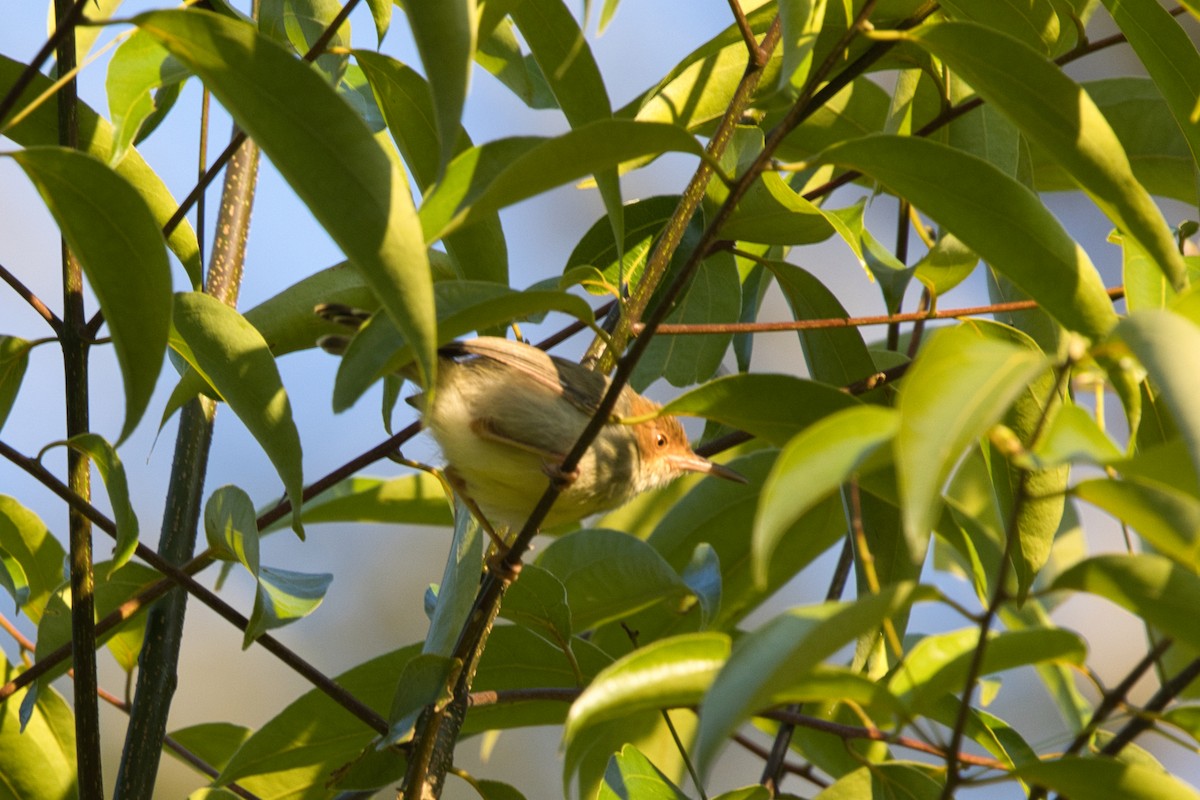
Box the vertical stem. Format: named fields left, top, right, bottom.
left=113, top=135, right=260, bottom=800
left=54, top=0, right=103, bottom=794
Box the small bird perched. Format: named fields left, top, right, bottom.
left=316, top=306, right=744, bottom=537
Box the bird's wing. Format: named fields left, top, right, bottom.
left=446, top=337, right=610, bottom=415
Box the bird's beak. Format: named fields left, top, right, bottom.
left=668, top=452, right=748, bottom=484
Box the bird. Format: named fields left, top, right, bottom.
left=316, top=305, right=744, bottom=540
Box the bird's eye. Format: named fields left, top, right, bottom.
left=656, top=432, right=668, bottom=448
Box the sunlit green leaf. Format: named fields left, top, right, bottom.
left=754, top=405, right=898, bottom=586
left=564, top=632, right=729, bottom=746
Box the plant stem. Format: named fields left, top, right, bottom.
left=52, top=0, right=103, bottom=793
left=114, top=133, right=259, bottom=800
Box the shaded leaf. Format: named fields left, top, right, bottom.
left=819, top=136, right=1118, bottom=339
left=908, top=21, right=1186, bottom=291
left=136, top=9, right=438, bottom=387
left=0, top=336, right=31, bottom=434
left=661, top=374, right=859, bottom=447
left=244, top=565, right=332, bottom=648
left=172, top=291, right=305, bottom=537
left=9, top=147, right=171, bottom=444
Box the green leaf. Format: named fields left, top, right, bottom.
left=630, top=253, right=739, bottom=390
left=500, top=563, right=573, bottom=649
left=888, top=627, right=1086, bottom=715
left=259, top=0, right=350, bottom=85
left=537, top=529, right=689, bottom=632
left=136, top=8, right=438, bottom=388
left=0, top=336, right=31, bottom=434
left=35, top=560, right=160, bottom=676
left=1115, top=310, right=1200, bottom=488
left=167, top=722, right=252, bottom=774
left=907, top=21, right=1187, bottom=291
left=895, top=324, right=1048, bottom=547
left=717, top=171, right=836, bottom=246
left=106, top=29, right=191, bottom=165
left=244, top=261, right=376, bottom=356
left=764, top=260, right=876, bottom=387
left=47, top=434, right=139, bottom=575
left=643, top=451, right=847, bottom=635
left=1018, top=755, right=1200, bottom=800
left=0, top=653, right=76, bottom=797
left=423, top=502, right=483, bottom=656
left=204, top=485, right=260, bottom=569
left=754, top=405, right=898, bottom=586
left=354, top=50, right=508, bottom=284
left=0, top=53, right=203, bottom=285
left=332, top=282, right=595, bottom=412
left=1027, top=402, right=1123, bottom=468
left=693, top=584, right=922, bottom=775
left=405, top=0, right=475, bottom=168
left=814, top=763, right=944, bottom=799
left=565, top=712, right=694, bottom=800
left=511, top=0, right=623, bottom=243
left=216, top=644, right=417, bottom=789
left=629, top=6, right=779, bottom=131
left=819, top=135, right=1118, bottom=339
left=913, top=231, right=979, bottom=296
left=266, top=474, right=453, bottom=531
left=681, top=543, right=721, bottom=630
left=565, top=632, right=730, bottom=746
left=244, top=565, right=332, bottom=648
left=420, top=120, right=704, bottom=241
left=0, top=498, right=64, bottom=624
left=1099, top=0, right=1200, bottom=181
left=1033, top=78, right=1198, bottom=205
left=9, top=147, right=171, bottom=444
left=1073, top=479, right=1200, bottom=571
left=1052, top=553, right=1200, bottom=651
left=171, top=291, right=305, bottom=537
left=598, top=744, right=689, bottom=800
left=364, top=0, right=390, bottom=44
left=938, top=0, right=1061, bottom=52
left=383, top=653, right=459, bottom=747
left=661, top=374, right=860, bottom=446
left=778, top=0, right=826, bottom=93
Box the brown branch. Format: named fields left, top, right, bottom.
left=0, top=613, right=263, bottom=800
left=726, top=0, right=766, bottom=66
left=0, top=440, right=388, bottom=735
left=462, top=687, right=1007, bottom=773
left=636, top=286, right=1127, bottom=335
left=0, top=261, right=62, bottom=334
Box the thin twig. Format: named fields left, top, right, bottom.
left=0, top=0, right=91, bottom=128
left=0, top=261, right=62, bottom=334
left=0, top=440, right=388, bottom=734
left=726, top=0, right=765, bottom=66
left=638, top=286, right=1127, bottom=335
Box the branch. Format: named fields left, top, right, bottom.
left=940, top=359, right=1075, bottom=798
left=636, top=286, right=1127, bottom=335
left=0, top=0, right=91, bottom=129
left=0, top=260, right=62, bottom=334
left=0, top=440, right=388, bottom=735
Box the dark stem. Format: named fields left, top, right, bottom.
left=114, top=133, right=260, bottom=800
left=0, top=261, right=62, bottom=334
left=53, top=0, right=104, bottom=793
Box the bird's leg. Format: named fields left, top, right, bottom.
left=387, top=453, right=508, bottom=552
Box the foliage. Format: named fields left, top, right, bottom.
left=0, top=0, right=1199, bottom=798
